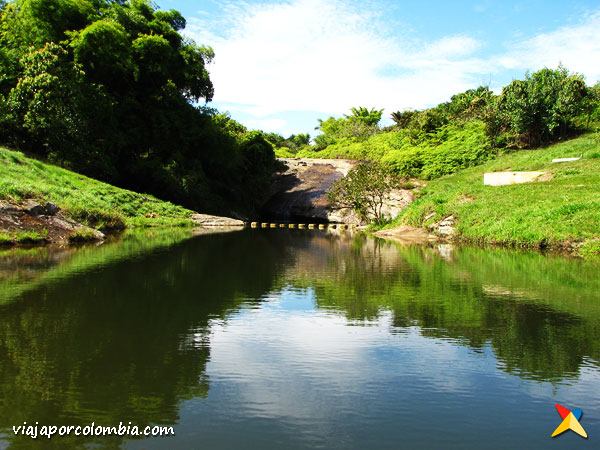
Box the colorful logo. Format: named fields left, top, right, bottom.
left=551, top=404, right=587, bottom=439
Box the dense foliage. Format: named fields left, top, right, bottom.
left=0, top=0, right=277, bottom=217
left=279, top=67, right=599, bottom=182
left=489, top=66, right=590, bottom=147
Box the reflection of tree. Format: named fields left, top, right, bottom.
left=287, top=237, right=600, bottom=381
left=2, top=229, right=599, bottom=447
left=0, top=230, right=289, bottom=448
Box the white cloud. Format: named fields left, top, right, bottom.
left=185, top=0, right=488, bottom=117
left=499, top=11, right=600, bottom=84
left=185, top=1, right=600, bottom=133
left=244, top=118, right=291, bottom=135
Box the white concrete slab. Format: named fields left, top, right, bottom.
left=483, top=172, right=546, bottom=186
left=552, top=157, right=580, bottom=163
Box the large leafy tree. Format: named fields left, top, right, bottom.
left=495, top=66, right=588, bottom=147
left=0, top=0, right=276, bottom=217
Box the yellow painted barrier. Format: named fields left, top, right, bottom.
left=329, top=224, right=337, bottom=229
left=308, top=224, right=316, bottom=229
left=251, top=222, right=259, bottom=228
left=288, top=224, right=296, bottom=229
left=298, top=224, right=306, bottom=229
left=318, top=224, right=326, bottom=230
left=279, top=223, right=286, bottom=228
left=270, top=223, right=277, bottom=228
left=261, top=223, right=268, bottom=228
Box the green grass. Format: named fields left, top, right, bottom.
left=0, top=230, right=48, bottom=245
left=390, top=132, right=600, bottom=254
left=14, top=230, right=47, bottom=244
left=0, top=147, right=196, bottom=229
left=67, top=228, right=100, bottom=243
left=0, top=232, right=13, bottom=245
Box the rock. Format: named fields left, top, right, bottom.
left=433, top=215, right=456, bottom=237
left=1, top=199, right=105, bottom=244
left=262, top=158, right=417, bottom=224
left=22, top=200, right=45, bottom=216
left=373, top=225, right=438, bottom=244
left=44, top=202, right=60, bottom=216
left=191, top=214, right=245, bottom=227
left=0, top=201, right=20, bottom=214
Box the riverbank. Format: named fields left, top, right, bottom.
left=0, top=147, right=242, bottom=246
left=381, top=133, right=600, bottom=256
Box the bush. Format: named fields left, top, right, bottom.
left=327, top=161, right=406, bottom=224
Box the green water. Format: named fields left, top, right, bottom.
left=0, top=228, right=599, bottom=449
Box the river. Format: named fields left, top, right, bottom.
left=0, top=228, right=598, bottom=448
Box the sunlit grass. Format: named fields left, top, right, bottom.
left=0, top=147, right=196, bottom=229
left=392, top=133, right=600, bottom=253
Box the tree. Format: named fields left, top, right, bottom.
left=496, top=66, right=588, bottom=147
left=345, top=106, right=383, bottom=126
left=0, top=0, right=277, bottom=218
left=327, top=161, right=404, bottom=225
left=390, top=109, right=417, bottom=128
left=314, top=108, right=381, bottom=149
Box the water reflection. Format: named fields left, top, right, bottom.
left=0, top=229, right=598, bottom=448
left=284, top=235, right=600, bottom=381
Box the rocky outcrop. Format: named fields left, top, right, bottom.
left=190, top=214, right=245, bottom=227
left=373, top=226, right=439, bottom=244
left=0, top=200, right=104, bottom=245
left=261, top=158, right=417, bottom=224
left=261, top=158, right=358, bottom=223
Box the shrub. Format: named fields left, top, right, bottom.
left=327, top=161, right=406, bottom=225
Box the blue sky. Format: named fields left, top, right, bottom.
left=157, top=0, right=600, bottom=136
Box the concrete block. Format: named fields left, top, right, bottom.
left=552, top=157, right=580, bottom=163
left=483, top=172, right=546, bottom=186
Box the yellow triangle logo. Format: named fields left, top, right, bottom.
left=568, top=414, right=588, bottom=439
left=551, top=412, right=588, bottom=439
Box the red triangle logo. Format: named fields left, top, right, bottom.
left=555, top=403, right=571, bottom=420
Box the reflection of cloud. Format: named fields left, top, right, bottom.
left=204, top=288, right=487, bottom=422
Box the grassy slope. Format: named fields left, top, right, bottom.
left=0, top=147, right=195, bottom=230
left=392, top=133, right=600, bottom=253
